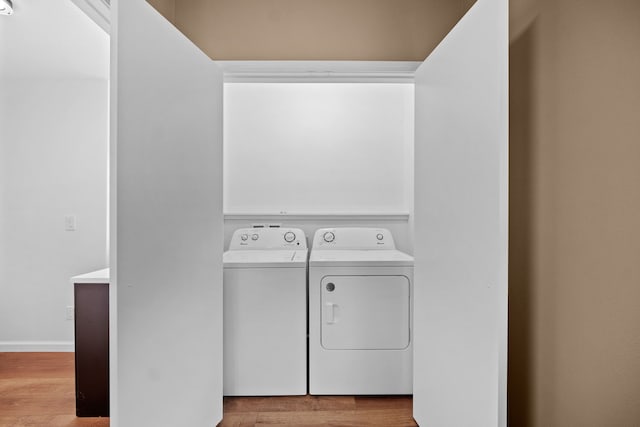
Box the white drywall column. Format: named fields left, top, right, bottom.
left=413, top=0, right=509, bottom=425
left=110, top=0, right=224, bottom=425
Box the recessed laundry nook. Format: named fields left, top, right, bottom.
left=108, top=0, right=507, bottom=423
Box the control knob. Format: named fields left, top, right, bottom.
left=240, top=234, right=248, bottom=241
left=284, top=231, right=296, bottom=243
left=251, top=234, right=259, bottom=241
left=323, top=231, right=335, bottom=243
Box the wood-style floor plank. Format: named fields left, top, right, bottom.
left=0, top=415, right=109, bottom=427
left=224, top=395, right=357, bottom=413
left=354, top=396, right=414, bottom=410
left=0, top=353, right=109, bottom=427
left=254, top=408, right=416, bottom=426
left=0, top=353, right=416, bottom=427
left=222, top=394, right=417, bottom=426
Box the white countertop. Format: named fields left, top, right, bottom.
left=71, top=268, right=110, bottom=284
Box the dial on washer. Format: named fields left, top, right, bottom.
left=284, top=231, right=296, bottom=243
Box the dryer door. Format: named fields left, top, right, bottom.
left=321, top=275, right=410, bottom=350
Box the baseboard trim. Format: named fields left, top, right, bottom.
left=0, top=341, right=74, bottom=352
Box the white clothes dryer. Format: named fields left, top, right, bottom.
left=223, top=227, right=307, bottom=396
left=309, top=227, right=414, bottom=395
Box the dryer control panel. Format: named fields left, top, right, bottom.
left=229, top=227, right=307, bottom=250
left=312, top=227, right=396, bottom=250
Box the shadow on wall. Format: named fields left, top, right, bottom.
left=508, top=16, right=536, bottom=427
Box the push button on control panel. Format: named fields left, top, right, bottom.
left=284, top=231, right=296, bottom=243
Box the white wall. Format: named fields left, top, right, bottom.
left=0, top=78, right=109, bottom=350
left=224, top=82, right=414, bottom=214
left=223, top=82, right=414, bottom=253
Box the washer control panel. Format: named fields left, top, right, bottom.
left=229, top=228, right=307, bottom=250
left=312, top=227, right=396, bottom=250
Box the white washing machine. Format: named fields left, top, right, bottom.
left=309, top=227, right=414, bottom=395
left=223, top=227, right=307, bottom=396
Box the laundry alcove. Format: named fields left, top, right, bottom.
left=109, top=0, right=507, bottom=425
left=220, top=70, right=415, bottom=253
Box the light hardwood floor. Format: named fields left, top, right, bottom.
left=0, top=353, right=416, bottom=427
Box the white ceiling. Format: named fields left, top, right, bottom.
left=0, top=0, right=109, bottom=80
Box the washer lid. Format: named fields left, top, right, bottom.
left=309, top=249, right=414, bottom=267
left=224, top=249, right=308, bottom=268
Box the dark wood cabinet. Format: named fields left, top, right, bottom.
left=74, top=282, right=109, bottom=417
